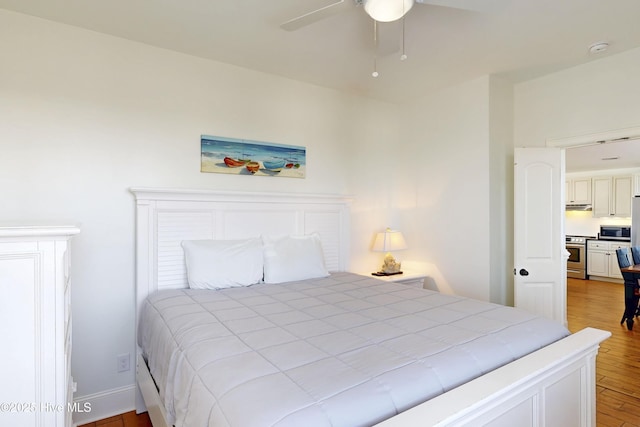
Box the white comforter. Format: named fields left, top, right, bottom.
left=138, top=272, right=569, bottom=427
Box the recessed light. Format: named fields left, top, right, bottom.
left=588, top=42, right=609, bottom=54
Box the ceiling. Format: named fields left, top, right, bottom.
left=2, top=0, right=640, bottom=172
left=3, top=0, right=640, bottom=105
left=566, top=139, right=640, bottom=173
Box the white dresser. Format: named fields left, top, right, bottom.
left=0, top=225, right=80, bottom=427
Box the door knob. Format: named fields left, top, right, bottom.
left=519, top=268, right=529, bottom=276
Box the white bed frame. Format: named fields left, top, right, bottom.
left=131, top=187, right=610, bottom=427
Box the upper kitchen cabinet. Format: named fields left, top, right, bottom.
left=592, top=175, right=633, bottom=217
left=566, top=177, right=592, bottom=205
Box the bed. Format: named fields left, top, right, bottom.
left=131, top=187, right=610, bottom=427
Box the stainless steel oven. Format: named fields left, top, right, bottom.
left=566, top=235, right=590, bottom=279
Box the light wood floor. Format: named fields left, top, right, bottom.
left=567, top=277, right=640, bottom=426
left=82, top=277, right=640, bottom=426
left=78, top=410, right=151, bottom=427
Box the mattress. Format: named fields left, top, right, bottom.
left=138, top=272, right=569, bottom=427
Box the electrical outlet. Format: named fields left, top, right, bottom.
left=117, top=353, right=130, bottom=373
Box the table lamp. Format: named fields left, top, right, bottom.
left=372, top=228, right=407, bottom=276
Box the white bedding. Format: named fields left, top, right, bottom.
left=138, top=272, right=569, bottom=427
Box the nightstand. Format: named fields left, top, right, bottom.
left=365, top=270, right=429, bottom=288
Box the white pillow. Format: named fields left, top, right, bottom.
left=262, top=233, right=329, bottom=284
left=181, top=238, right=263, bottom=289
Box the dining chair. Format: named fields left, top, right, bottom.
left=631, top=246, right=640, bottom=265
left=616, top=247, right=640, bottom=330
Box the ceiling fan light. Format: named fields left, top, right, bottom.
left=364, top=0, right=414, bottom=22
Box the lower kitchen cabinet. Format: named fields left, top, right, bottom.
left=587, top=240, right=630, bottom=281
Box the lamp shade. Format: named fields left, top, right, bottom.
left=372, top=229, right=408, bottom=252
left=364, top=0, right=415, bottom=22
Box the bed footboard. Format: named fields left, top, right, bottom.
left=375, top=327, right=610, bottom=426
left=137, top=328, right=609, bottom=427
left=136, top=353, right=170, bottom=427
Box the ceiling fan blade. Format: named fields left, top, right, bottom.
left=415, top=0, right=499, bottom=13
left=281, top=0, right=353, bottom=31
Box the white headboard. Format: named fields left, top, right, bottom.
left=130, top=187, right=352, bottom=314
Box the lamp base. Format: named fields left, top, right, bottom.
left=379, top=253, right=402, bottom=275
left=372, top=271, right=404, bottom=277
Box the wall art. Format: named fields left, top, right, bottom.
left=201, top=135, right=306, bottom=178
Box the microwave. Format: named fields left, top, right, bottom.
left=599, top=225, right=631, bottom=241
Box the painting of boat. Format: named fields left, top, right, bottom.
left=263, top=159, right=286, bottom=172
left=246, top=161, right=260, bottom=174
left=201, top=134, right=305, bottom=179
left=223, top=157, right=250, bottom=167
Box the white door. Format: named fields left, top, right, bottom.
left=514, top=147, right=566, bottom=325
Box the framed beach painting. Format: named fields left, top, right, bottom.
left=201, top=135, right=306, bottom=179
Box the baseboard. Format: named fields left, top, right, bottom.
left=587, top=275, right=624, bottom=284
left=72, top=384, right=137, bottom=426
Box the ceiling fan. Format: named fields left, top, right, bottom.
left=280, top=0, right=489, bottom=31
left=280, top=0, right=494, bottom=77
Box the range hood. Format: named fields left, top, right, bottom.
left=566, top=204, right=592, bottom=211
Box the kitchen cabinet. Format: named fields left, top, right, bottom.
left=565, top=177, right=592, bottom=204
left=587, top=240, right=630, bottom=280
left=635, top=174, right=640, bottom=196
left=592, top=175, right=632, bottom=218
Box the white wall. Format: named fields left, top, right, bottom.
left=489, top=76, right=514, bottom=305
left=515, top=47, right=640, bottom=148
left=392, top=77, right=493, bottom=301
left=347, top=76, right=514, bottom=304
left=345, top=100, right=403, bottom=272
left=0, top=9, right=399, bottom=420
